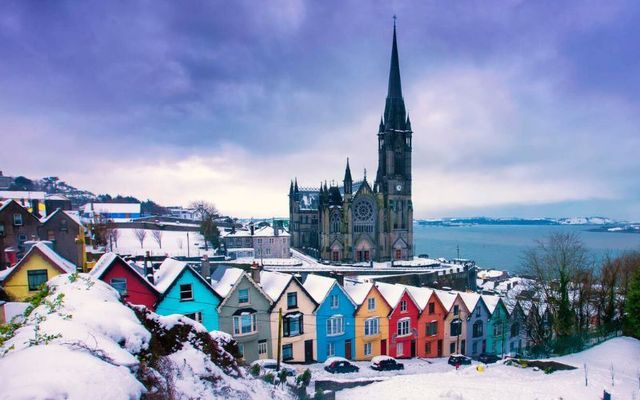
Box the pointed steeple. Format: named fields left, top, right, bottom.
left=406, top=113, right=412, bottom=131
left=378, top=116, right=385, bottom=132
left=289, top=180, right=294, bottom=195
left=383, top=18, right=407, bottom=131
left=343, top=158, right=353, bottom=195
left=294, top=178, right=299, bottom=193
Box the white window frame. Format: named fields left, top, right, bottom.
left=179, top=284, right=193, bottom=301
left=367, top=297, right=375, bottom=311
left=327, top=342, right=336, bottom=357
left=330, top=294, right=339, bottom=309
left=110, top=277, right=127, bottom=295
left=364, top=342, right=372, bottom=356
left=233, top=313, right=257, bottom=336
left=258, top=340, right=268, bottom=355
left=238, top=288, right=250, bottom=304
left=364, top=317, right=380, bottom=336
left=397, top=317, right=410, bottom=337
left=397, top=342, right=404, bottom=356
left=184, top=311, right=202, bottom=323
left=326, top=315, right=344, bottom=336
left=400, top=300, right=407, bottom=312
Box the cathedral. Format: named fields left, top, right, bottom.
left=289, top=23, right=413, bottom=263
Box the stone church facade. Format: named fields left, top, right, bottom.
left=289, top=24, right=413, bottom=263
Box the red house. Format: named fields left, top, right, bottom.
left=376, top=282, right=421, bottom=359
left=418, top=290, right=447, bottom=358
left=90, top=253, right=159, bottom=310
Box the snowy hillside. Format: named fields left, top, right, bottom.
left=0, top=274, right=292, bottom=400
left=338, top=337, right=640, bottom=400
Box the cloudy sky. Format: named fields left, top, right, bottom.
left=1, top=0, right=639, bottom=220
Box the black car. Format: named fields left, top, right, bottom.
left=370, top=357, right=405, bottom=371
left=477, top=353, right=501, bottom=364
left=448, top=354, right=472, bottom=366
left=324, top=359, right=360, bottom=374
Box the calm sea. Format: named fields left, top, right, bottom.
left=413, top=224, right=640, bottom=274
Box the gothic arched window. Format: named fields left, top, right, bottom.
left=353, top=197, right=375, bottom=234
left=330, top=212, right=341, bottom=233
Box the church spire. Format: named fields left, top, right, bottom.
left=383, top=17, right=407, bottom=131
left=343, top=158, right=353, bottom=195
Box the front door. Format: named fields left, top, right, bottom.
left=410, top=340, right=416, bottom=357
left=437, top=340, right=443, bottom=357
left=304, top=340, right=314, bottom=363
left=345, top=339, right=352, bottom=360
left=381, top=339, right=387, bottom=355
left=461, top=340, right=466, bottom=355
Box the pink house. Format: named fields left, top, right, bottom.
left=90, top=253, right=159, bottom=310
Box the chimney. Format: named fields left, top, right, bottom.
left=143, top=251, right=150, bottom=277
left=31, top=199, right=41, bottom=218
left=250, top=261, right=261, bottom=284
left=201, top=255, right=211, bottom=283
left=250, top=223, right=255, bottom=236
left=331, top=271, right=345, bottom=287
left=147, top=273, right=155, bottom=285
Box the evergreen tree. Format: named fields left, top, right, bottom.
left=623, top=268, right=640, bottom=339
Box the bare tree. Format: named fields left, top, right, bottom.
left=152, top=230, right=163, bottom=249
left=134, top=229, right=147, bottom=249
left=189, top=200, right=218, bottom=221
left=111, top=228, right=120, bottom=249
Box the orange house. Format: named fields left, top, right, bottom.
left=418, top=290, right=448, bottom=358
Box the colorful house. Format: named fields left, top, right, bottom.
left=376, top=282, right=420, bottom=358
left=0, top=242, right=76, bottom=301
left=90, top=253, right=159, bottom=310
left=302, top=274, right=356, bottom=361
left=211, top=266, right=273, bottom=362
left=418, top=290, right=447, bottom=358
left=0, top=200, right=41, bottom=264
left=261, top=270, right=317, bottom=363
left=435, top=289, right=470, bottom=356
left=483, top=295, right=510, bottom=356
left=459, top=292, right=490, bottom=358
left=153, top=258, right=221, bottom=331
left=506, top=300, right=527, bottom=356
left=344, top=281, right=391, bottom=360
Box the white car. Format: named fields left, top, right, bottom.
left=251, top=359, right=297, bottom=376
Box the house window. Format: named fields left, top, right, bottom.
left=13, top=213, right=23, bottom=226
left=364, top=317, right=380, bottom=336
left=397, top=318, right=410, bottom=336
left=428, top=302, right=435, bottom=314
left=27, top=269, right=48, bottom=291
left=283, top=314, right=303, bottom=337
left=450, top=342, right=456, bottom=354
left=266, top=248, right=271, bottom=256
left=400, top=300, right=407, bottom=312
left=426, top=321, right=438, bottom=336
left=450, top=320, right=462, bottom=336
left=327, top=342, right=336, bottom=357
left=258, top=340, right=268, bottom=355
left=330, top=294, right=339, bottom=309
left=397, top=342, right=404, bottom=356
left=425, top=341, right=432, bottom=354
left=180, top=284, right=193, bottom=301
left=110, top=277, right=127, bottom=295
left=233, top=313, right=257, bottom=336
left=476, top=307, right=481, bottom=317
left=453, top=304, right=459, bottom=316
left=287, top=292, right=298, bottom=309
left=326, top=316, right=344, bottom=336
left=282, top=344, right=293, bottom=361
left=238, top=288, right=250, bottom=304
left=472, top=320, right=483, bottom=338
left=364, top=342, right=372, bottom=356
left=367, top=297, right=375, bottom=311
left=494, top=322, right=503, bottom=336
left=184, top=312, right=203, bottom=323
left=511, top=322, right=519, bottom=338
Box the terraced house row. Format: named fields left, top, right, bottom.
left=1, top=245, right=537, bottom=364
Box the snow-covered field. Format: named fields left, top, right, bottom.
left=337, top=338, right=640, bottom=400
left=110, top=228, right=215, bottom=258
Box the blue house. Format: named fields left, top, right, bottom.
left=459, top=292, right=491, bottom=358
left=153, top=258, right=221, bottom=331
left=302, top=274, right=356, bottom=361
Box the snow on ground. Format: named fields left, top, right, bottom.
left=337, top=338, right=640, bottom=400
left=110, top=228, right=215, bottom=257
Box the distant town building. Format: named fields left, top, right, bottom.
left=0, top=200, right=41, bottom=266
left=39, top=209, right=86, bottom=270
left=167, top=207, right=202, bottom=221
left=0, top=172, right=12, bottom=190
left=80, top=202, right=141, bottom=223
left=289, top=23, right=413, bottom=262
left=224, top=225, right=290, bottom=259
left=44, top=194, right=72, bottom=215
left=0, top=191, right=47, bottom=218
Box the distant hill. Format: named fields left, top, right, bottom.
left=416, top=216, right=619, bottom=226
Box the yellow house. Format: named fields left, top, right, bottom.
left=345, top=282, right=392, bottom=360
left=0, top=242, right=77, bottom=301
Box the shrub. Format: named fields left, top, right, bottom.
left=296, top=368, right=312, bottom=388
left=249, top=363, right=261, bottom=377
left=263, top=372, right=275, bottom=384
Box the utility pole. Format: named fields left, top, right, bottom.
left=456, top=244, right=460, bottom=259
left=276, top=308, right=283, bottom=371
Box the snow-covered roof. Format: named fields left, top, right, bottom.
left=1, top=301, right=29, bottom=322
left=259, top=270, right=292, bottom=302
left=210, top=267, right=245, bottom=298
left=343, top=281, right=373, bottom=306
left=375, top=282, right=405, bottom=309
left=458, top=291, right=481, bottom=312
left=433, top=290, right=457, bottom=312
left=89, top=253, right=119, bottom=279
left=0, top=265, right=16, bottom=282
left=481, top=295, right=501, bottom=314
left=40, top=208, right=83, bottom=227
left=0, top=190, right=46, bottom=201
left=396, top=284, right=433, bottom=310
left=154, top=258, right=189, bottom=294
left=45, top=193, right=70, bottom=201
left=81, top=202, right=141, bottom=213
left=302, top=274, right=337, bottom=304
left=32, top=242, right=77, bottom=274
left=226, top=226, right=290, bottom=238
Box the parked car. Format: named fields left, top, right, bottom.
left=477, top=353, right=501, bottom=364
left=251, top=359, right=296, bottom=376
left=324, top=357, right=360, bottom=374
left=370, top=356, right=404, bottom=371
left=448, top=354, right=472, bottom=366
